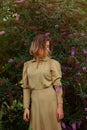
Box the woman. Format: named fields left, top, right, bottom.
left=22, top=34, right=64, bottom=130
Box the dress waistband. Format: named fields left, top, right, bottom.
left=31, top=86, right=53, bottom=92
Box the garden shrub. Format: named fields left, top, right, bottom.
left=0, top=0, right=87, bottom=130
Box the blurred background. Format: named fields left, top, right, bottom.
left=0, top=0, right=87, bottom=130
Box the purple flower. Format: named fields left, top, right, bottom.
left=62, top=72, right=65, bottom=76
left=56, top=86, right=61, bottom=93
left=83, top=49, right=87, bottom=55
left=76, top=72, right=81, bottom=76
left=73, top=9, right=78, bottom=13
left=72, top=123, right=76, bottom=130
left=15, top=0, right=25, bottom=3
left=84, top=107, right=87, bottom=112
left=73, top=78, right=78, bottom=82
left=61, top=122, right=66, bottom=129
left=77, top=121, right=82, bottom=129
left=82, top=66, right=86, bottom=71
left=68, top=34, right=74, bottom=38
left=55, top=24, right=59, bottom=29
left=86, top=116, right=87, bottom=120
left=14, top=26, right=17, bottom=30
left=71, top=46, right=76, bottom=56
left=8, top=59, right=14, bottom=64
left=68, top=33, right=77, bottom=38
left=15, top=14, right=20, bottom=21
left=45, top=32, right=50, bottom=37
left=80, top=33, right=86, bottom=37
left=0, top=31, right=5, bottom=35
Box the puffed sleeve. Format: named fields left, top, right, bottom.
left=51, top=59, right=63, bottom=104
left=22, top=62, right=30, bottom=109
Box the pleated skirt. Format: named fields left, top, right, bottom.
left=29, top=87, right=62, bottom=130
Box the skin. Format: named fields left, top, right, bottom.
left=23, top=41, right=64, bottom=122
left=36, top=41, right=50, bottom=60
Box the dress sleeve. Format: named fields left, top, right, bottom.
left=22, top=62, right=30, bottom=109
left=51, top=59, right=63, bottom=104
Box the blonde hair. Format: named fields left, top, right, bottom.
left=30, top=34, right=52, bottom=57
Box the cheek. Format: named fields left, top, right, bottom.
left=38, top=49, right=44, bottom=56
left=39, top=50, right=46, bottom=57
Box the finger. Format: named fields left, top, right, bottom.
left=24, top=116, right=29, bottom=122
left=57, top=116, right=61, bottom=122
left=23, top=113, right=29, bottom=122
left=59, top=113, right=64, bottom=120
left=27, top=113, right=30, bottom=121
left=23, top=114, right=26, bottom=121
left=56, top=113, right=60, bottom=122
left=56, top=112, right=64, bottom=122
left=61, top=112, right=64, bottom=118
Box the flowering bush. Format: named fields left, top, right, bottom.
left=0, top=0, right=87, bottom=130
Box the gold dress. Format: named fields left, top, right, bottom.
left=22, top=56, right=63, bottom=130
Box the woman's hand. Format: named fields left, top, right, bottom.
left=23, top=108, right=30, bottom=122
left=56, top=103, right=64, bottom=122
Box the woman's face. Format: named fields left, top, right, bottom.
left=38, top=41, right=50, bottom=57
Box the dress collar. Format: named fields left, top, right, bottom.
left=31, top=56, right=50, bottom=62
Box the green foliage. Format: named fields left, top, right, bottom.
left=1, top=100, right=29, bottom=130
left=0, top=0, right=87, bottom=129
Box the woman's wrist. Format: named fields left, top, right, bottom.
left=24, top=108, right=29, bottom=111
left=57, top=103, right=63, bottom=109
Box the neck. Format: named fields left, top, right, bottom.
left=35, top=57, right=40, bottom=62
left=35, top=55, right=48, bottom=62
